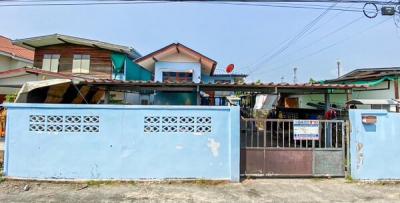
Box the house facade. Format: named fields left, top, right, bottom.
left=0, top=34, right=147, bottom=103
left=0, top=36, right=33, bottom=72
left=286, top=67, right=400, bottom=112
left=13, top=34, right=143, bottom=80
left=135, top=43, right=246, bottom=105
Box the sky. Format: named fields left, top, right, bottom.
left=0, top=1, right=399, bottom=83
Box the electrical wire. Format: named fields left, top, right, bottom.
left=245, top=1, right=340, bottom=75
left=0, top=0, right=394, bottom=9
left=252, top=17, right=391, bottom=79
left=250, top=15, right=364, bottom=75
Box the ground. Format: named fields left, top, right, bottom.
left=1, top=178, right=400, bottom=202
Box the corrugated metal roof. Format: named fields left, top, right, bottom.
left=77, top=79, right=366, bottom=89
left=12, top=34, right=141, bottom=59
left=211, top=69, right=247, bottom=77
left=325, top=67, right=400, bottom=83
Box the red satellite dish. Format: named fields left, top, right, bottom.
left=226, top=64, right=234, bottom=73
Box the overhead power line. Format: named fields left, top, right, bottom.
left=252, top=17, right=391, bottom=78
left=250, top=15, right=365, bottom=75
left=246, top=1, right=340, bottom=75
left=0, top=0, right=397, bottom=8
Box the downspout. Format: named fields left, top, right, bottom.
left=123, top=57, right=127, bottom=104
left=394, top=77, right=399, bottom=112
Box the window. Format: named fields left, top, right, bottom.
left=162, top=72, right=193, bottom=82
left=141, top=99, right=149, bottom=105
left=214, top=79, right=231, bottom=84
left=42, top=54, right=60, bottom=72
left=72, top=55, right=90, bottom=73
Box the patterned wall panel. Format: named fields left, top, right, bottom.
left=29, top=115, right=100, bottom=133
left=144, top=116, right=212, bottom=134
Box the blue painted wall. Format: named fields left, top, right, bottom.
left=4, top=104, right=240, bottom=182
left=349, top=109, right=400, bottom=180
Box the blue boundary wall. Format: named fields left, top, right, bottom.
left=349, top=109, right=400, bottom=180
left=3, top=104, right=240, bottom=182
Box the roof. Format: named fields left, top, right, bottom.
left=12, top=34, right=141, bottom=59
left=135, top=43, right=217, bottom=75
left=346, top=99, right=400, bottom=105
left=74, top=80, right=366, bottom=93
left=211, top=69, right=247, bottom=77
left=0, top=36, right=34, bottom=62
left=0, top=67, right=94, bottom=80
left=325, top=67, right=400, bottom=83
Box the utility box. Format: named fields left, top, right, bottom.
left=381, top=6, right=396, bottom=16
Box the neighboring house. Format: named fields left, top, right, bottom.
left=1, top=34, right=148, bottom=103
left=0, top=36, right=33, bottom=71
left=289, top=67, right=400, bottom=112
left=12, top=34, right=144, bottom=80
left=135, top=43, right=246, bottom=105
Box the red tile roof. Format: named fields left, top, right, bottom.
left=0, top=36, right=34, bottom=61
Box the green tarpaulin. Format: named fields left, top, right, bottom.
left=111, top=53, right=126, bottom=74
left=111, top=53, right=152, bottom=81
left=321, top=76, right=397, bottom=87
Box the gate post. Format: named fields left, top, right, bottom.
left=312, top=140, right=315, bottom=176
left=230, top=106, right=240, bottom=182
left=345, top=120, right=351, bottom=178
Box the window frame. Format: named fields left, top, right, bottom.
left=162, top=71, right=193, bottom=82
left=42, top=54, right=60, bottom=73
left=72, top=54, right=91, bottom=74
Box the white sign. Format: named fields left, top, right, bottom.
left=293, top=120, right=320, bottom=140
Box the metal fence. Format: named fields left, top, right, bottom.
left=240, top=118, right=345, bottom=149
left=240, top=118, right=346, bottom=177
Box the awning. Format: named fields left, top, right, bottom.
left=346, top=99, right=400, bottom=105
left=15, top=79, right=104, bottom=104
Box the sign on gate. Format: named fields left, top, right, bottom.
left=293, top=120, right=320, bottom=140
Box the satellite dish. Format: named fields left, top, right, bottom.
left=226, top=64, right=234, bottom=73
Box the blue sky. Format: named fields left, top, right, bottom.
left=0, top=2, right=399, bottom=82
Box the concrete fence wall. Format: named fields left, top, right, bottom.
left=349, top=109, right=400, bottom=180
left=3, top=104, right=240, bottom=182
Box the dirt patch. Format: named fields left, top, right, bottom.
left=1, top=178, right=400, bottom=202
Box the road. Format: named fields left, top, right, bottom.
left=1, top=178, right=400, bottom=202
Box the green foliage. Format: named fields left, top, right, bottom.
left=345, top=175, right=353, bottom=183
left=5, top=94, right=16, bottom=103
left=309, top=78, right=317, bottom=84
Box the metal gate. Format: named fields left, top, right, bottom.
left=240, top=118, right=346, bottom=177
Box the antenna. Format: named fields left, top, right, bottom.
left=293, top=67, right=298, bottom=83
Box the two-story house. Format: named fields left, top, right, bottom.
left=13, top=34, right=144, bottom=79
left=135, top=43, right=246, bottom=105
left=0, top=34, right=149, bottom=102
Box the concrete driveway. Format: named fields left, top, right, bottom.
left=1, top=178, right=400, bottom=202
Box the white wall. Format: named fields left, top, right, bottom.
left=290, top=81, right=398, bottom=110
left=0, top=55, right=32, bottom=71
left=154, top=61, right=201, bottom=83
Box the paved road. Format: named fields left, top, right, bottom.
left=1, top=178, right=400, bottom=202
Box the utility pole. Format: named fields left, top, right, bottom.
left=337, top=60, right=341, bottom=78
left=293, top=67, right=298, bottom=83
left=280, top=76, right=284, bottom=83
